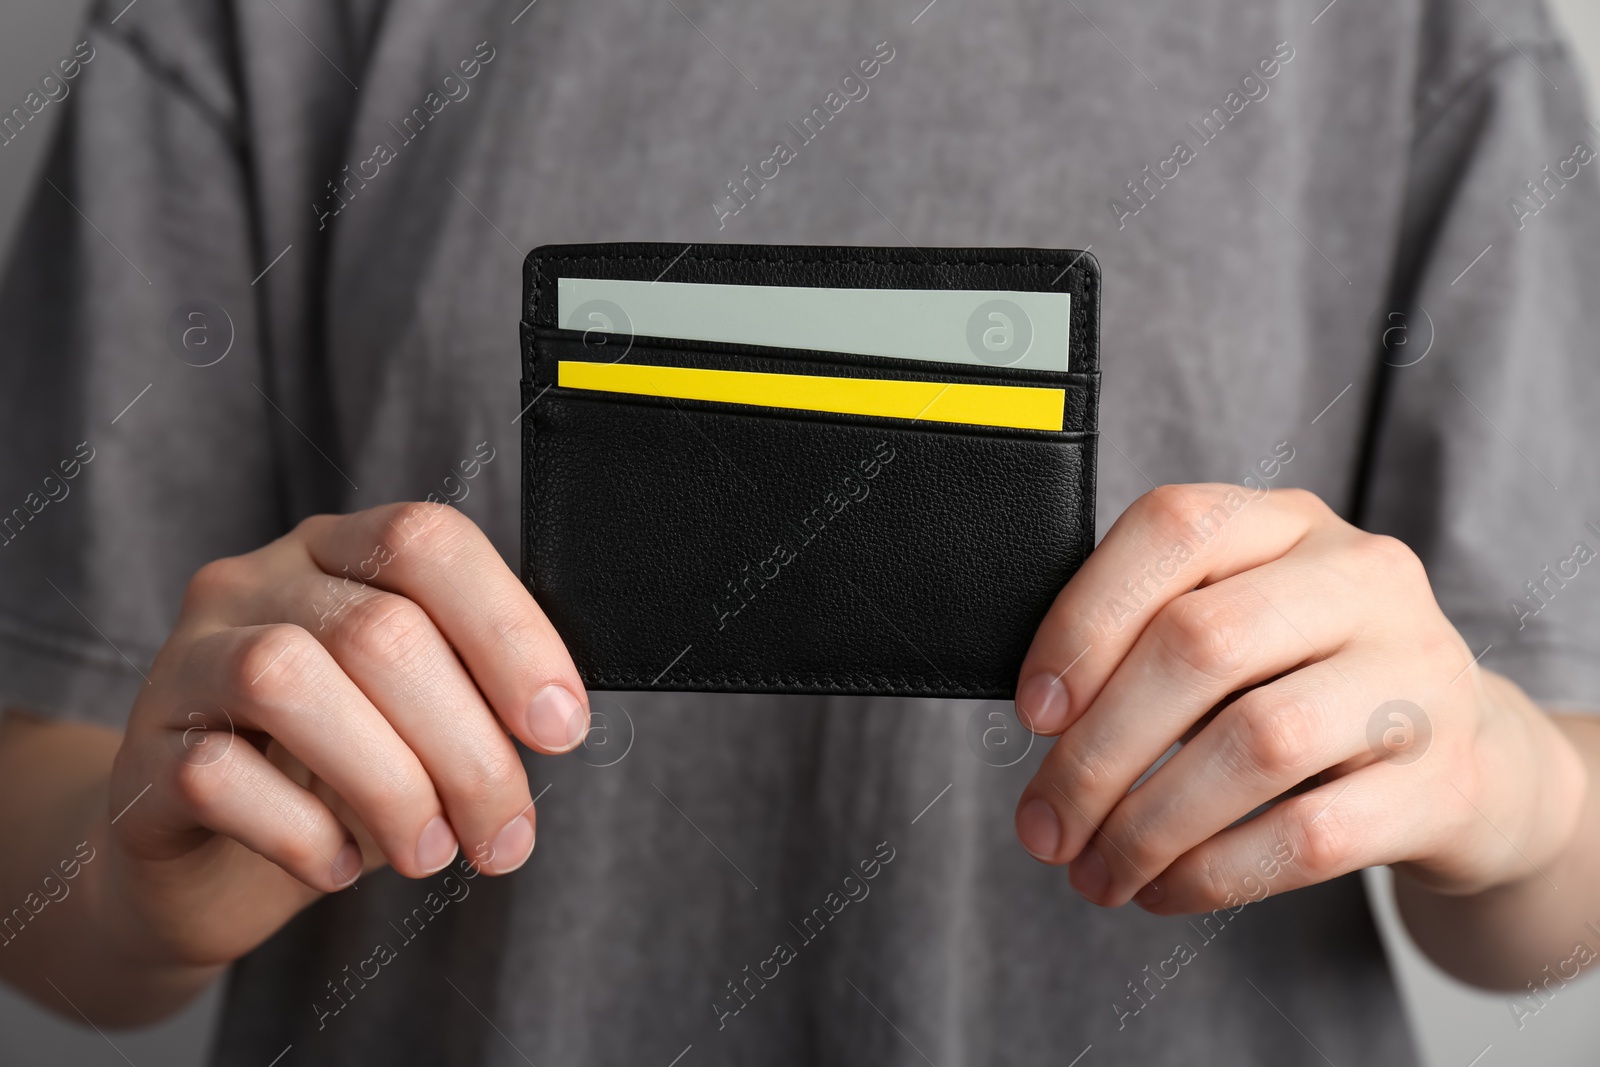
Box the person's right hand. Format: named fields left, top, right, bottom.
left=93, top=502, right=589, bottom=971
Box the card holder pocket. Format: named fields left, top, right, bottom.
left=528, top=326, right=1100, bottom=440
left=522, top=348, right=1097, bottom=697
left=521, top=242, right=1101, bottom=698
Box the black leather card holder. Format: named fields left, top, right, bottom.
left=521, top=243, right=1100, bottom=698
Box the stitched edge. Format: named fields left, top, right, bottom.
left=529, top=250, right=1100, bottom=324
left=581, top=666, right=1000, bottom=695
left=534, top=249, right=1101, bottom=271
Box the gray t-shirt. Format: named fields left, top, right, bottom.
left=3, top=0, right=1599, bottom=1063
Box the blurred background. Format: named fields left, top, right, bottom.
left=1, top=2, right=1598, bottom=1064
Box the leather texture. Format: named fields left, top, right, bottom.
left=521, top=243, right=1100, bottom=698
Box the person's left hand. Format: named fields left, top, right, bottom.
left=1012, top=483, right=1586, bottom=913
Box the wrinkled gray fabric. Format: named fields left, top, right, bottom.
left=2, top=0, right=1599, bottom=1063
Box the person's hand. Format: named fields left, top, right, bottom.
left=95, top=502, right=588, bottom=970
left=1012, top=484, right=1587, bottom=913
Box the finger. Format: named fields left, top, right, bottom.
left=1066, top=661, right=1377, bottom=904
left=187, top=624, right=459, bottom=879
left=266, top=740, right=385, bottom=877
left=1129, top=767, right=1426, bottom=915
left=278, top=578, right=537, bottom=875
left=1014, top=484, right=1329, bottom=735
left=297, top=503, right=589, bottom=756
left=1018, top=554, right=1365, bottom=865
left=163, top=724, right=363, bottom=894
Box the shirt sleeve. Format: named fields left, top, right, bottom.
left=0, top=10, right=283, bottom=728
left=1361, top=22, right=1600, bottom=711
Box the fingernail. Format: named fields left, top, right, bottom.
left=331, top=841, right=363, bottom=889
left=484, top=812, right=536, bottom=874
left=1135, top=880, right=1165, bottom=909
left=526, top=684, right=588, bottom=753
left=1071, top=844, right=1110, bottom=901
left=1016, top=797, right=1062, bottom=862
left=1016, top=674, right=1069, bottom=733
left=416, top=815, right=459, bottom=874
